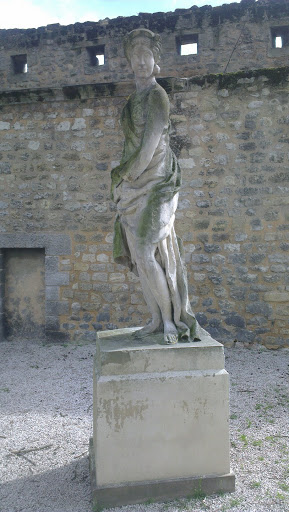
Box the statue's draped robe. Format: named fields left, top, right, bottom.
left=111, top=83, right=200, bottom=340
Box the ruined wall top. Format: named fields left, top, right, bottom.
left=0, top=0, right=289, bottom=90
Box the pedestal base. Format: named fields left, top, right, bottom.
left=90, top=327, right=235, bottom=509
left=89, top=438, right=235, bottom=509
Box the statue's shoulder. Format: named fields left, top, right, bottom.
left=149, top=83, right=169, bottom=110
left=151, top=82, right=168, bottom=98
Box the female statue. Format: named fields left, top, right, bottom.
left=111, top=28, right=200, bottom=344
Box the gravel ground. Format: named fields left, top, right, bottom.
left=0, top=339, right=288, bottom=512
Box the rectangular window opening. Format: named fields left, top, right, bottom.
left=12, top=54, right=28, bottom=74
left=181, top=42, right=198, bottom=56
left=176, top=35, right=198, bottom=56
left=87, top=45, right=105, bottom=66
left=275, top=36, right=283, bottom=48
left=271, top=27, right=289, bottom=48
left=96, top=53, right=105, bottom=66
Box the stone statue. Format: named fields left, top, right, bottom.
left=111, top=28, right=200, bottom=345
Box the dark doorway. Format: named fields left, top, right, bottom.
left=4, top=249, right=45, bottom=340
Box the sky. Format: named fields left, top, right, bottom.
left=0, top=0, right=242, bottom=30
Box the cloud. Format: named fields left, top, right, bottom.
left=0, top=0, right=99, bottom=29
left=0, top=0, right=57, bottom=29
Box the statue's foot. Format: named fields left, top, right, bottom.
left=163, top=321, right=178, bottom=345
left=164, top=333, right=178, bottom=344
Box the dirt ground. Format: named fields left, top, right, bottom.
left=0, top=340, right=288, bottom=512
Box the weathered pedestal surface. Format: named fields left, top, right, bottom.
left=90, top=327, right=235, bottom=509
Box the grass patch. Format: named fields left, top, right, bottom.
left=246, top=418, right=252, bottom=428
left=239, top=434, right=248, bottom=446
left=92, top=503, right=105, bottom=512
left=229, top=497, right=242, bottom=508
left=185, top=481, right=206, bottom=501
left=250, top=481, right=261, bottom=488
left=276, top=492, right=285, bottom=501
left=265, top=435, right=277, bottom=443
left=144, top=498, right=155, bottom=505
left=279, top=482, right=289, bottom=492
left=252, top=439, right=262, bottom=447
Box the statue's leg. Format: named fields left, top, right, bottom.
left=137, top=245, right=178, bottom=344
left=137, top=269, right=163, bottom=334
left=125, top=229, right=162, bottom=334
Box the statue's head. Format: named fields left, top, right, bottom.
left=123, top=29, right=161, bottom=75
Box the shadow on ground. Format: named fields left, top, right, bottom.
left=0, top=457, right=92, bottom=512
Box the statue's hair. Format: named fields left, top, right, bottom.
left=123, top=29, right=162, bottom=64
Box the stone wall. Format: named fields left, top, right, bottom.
left=0, top=65, right=288, bottom=348
left=0, top=0, right=288, bottom=347
left=0, top=0, right=288, bottom=90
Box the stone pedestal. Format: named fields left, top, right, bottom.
left=90, top=327, right=235, bottom=509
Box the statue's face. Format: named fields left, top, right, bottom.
left=130, top=44, right=155, bottom=79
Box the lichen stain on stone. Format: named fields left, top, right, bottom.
left=186, top=66, right=289, bottom=92
left=62, top=86, right=82, bottom=100
left=99, top=396, right=149, bottom=432
left=101, top=351, right=131, bottom=367
left=182, top=400, right=189, bottom=414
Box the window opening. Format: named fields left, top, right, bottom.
left=176, top=35, right=198, bottom=56
left=96, top=53, right=104, bottom=65
left=12, top=54, right=28, bottom=74
left=271, top=27, right=289, bottom=48
left=87, top=45, right=105, bottom=66
left=181, top=43, right=198, bottom=55
left=275, top=36, right=282, bottom=48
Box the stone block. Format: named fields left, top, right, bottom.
left=46, top=301, right=69, bottom=316
left=204, top=244, right=221, bottom=253
left=0, top=162, right=11, bottom=174
left=90, top=328, right=234, bottom=508
left=45, top=315, right=60, bottom=331
left=45, top=330, right=70, bottom=342
left=72, top=118, right=86, bottom=130
left=246, top=301, right=272, bottom=316
left=0, top=234, right=71, bottom=255
left=45, top=235, right=72, bottom=255
left=45, top=256, right=59, bottom=272
left=56, top=121, right=71, bottom=131
left=264, top=292, right=289, bottom=302
left=92, top=272, right=108, bottom=282
left=0, top=121, right=10, bottom=130
left=45, top=271, right=69, bottom=286
left=45, top=286, right=60, bottom=301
